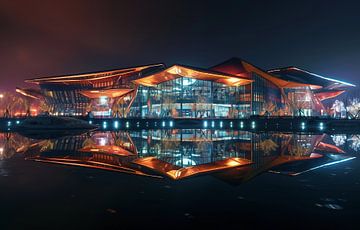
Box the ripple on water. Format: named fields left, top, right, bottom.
left=324, top=204, right=343, bottom=210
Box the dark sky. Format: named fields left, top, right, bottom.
left=1, top=0, right=360, bottom=90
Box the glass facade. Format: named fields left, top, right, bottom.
left=130, top=129, right=252, bottom=166
left=129, top=77, right=260, bottom=118
left=284, top=86, right=316, bottom=116
left=251, top=73, right=282, bottom=115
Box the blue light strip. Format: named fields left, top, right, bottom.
left=292, top=67, right=356, bottom=87
left=290, top=157, right=356, bottom=176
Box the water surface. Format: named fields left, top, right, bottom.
left=0, top=130, right=359, bottom=229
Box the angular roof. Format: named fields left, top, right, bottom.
left=210, top=57, right=322, bottom=89
left=79, top=88, right=134, bottom=99
left=16, top=87, right=43, bottom=99
left=268, top=66, right=356, bottom=89
left=132, top=64, right=253, bottom=87
left=314, top=90, right=345, bottom=101
left=133, top=157, right=252, bottom=180
left=26, top=63, right=165, bottom=84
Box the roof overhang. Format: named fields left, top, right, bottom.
left=133, top=156, right=252, bottom=180
left=242, top=62, right=322, bottom=89
left=79, top=88, right=134, bottom=99
left=210, top=58, right=322, bottom=89
left=132, top=65, right=253, bottom=87
left=268, top=67, right=355, bottom=89
left=15, top=87, right=42, bottom=99
left=314, top=90, right=345, bottom=101
left=79, top=145, right=135, bottom=156
left=25, top=63, right=164, bottom=84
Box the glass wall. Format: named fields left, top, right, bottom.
left=131, top=129, right=251, bottom=166
left=251, top=73, right=282, bottom=115
left=129, top=77, right=253, bottom=118
left=284, top=87, right=316, bottom=116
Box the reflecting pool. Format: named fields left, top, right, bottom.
left=0, top=130, right=360, bottom=229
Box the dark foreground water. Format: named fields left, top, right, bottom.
left=0, top=130, right=360, bottom=229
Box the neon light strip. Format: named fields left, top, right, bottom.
left=291, top=67, right=356, bottom=87
left=290, top=157, right=356, bottom=176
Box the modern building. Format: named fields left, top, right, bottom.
left=17, top=57, right=355, bottom=118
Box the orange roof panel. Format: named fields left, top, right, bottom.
left=26, top=63, right=164, bottom=84
left=133, top=65, right=253, bottom=87
left=79, top=88, right=134, bottom=98
left=133, top=156, right=252, bottom=180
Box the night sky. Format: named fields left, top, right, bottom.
left=1, top=0, right=360, bottom=90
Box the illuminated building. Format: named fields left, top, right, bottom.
left=17, top=58, right=355, bottom=118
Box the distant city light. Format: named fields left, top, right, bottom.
left=169, top=121, right=173, bottom=127
left=240, top=121, right=244, bottom=129
left=162, top=121, right=166, bottom=127
left=126, top=121, right=129, bottom=128
left=211, top=121, right=215, bottom=128
left=203, top=121, right=208, bottom=128
left=251, top=121, right=256, bottom=129
left=319, top=122, right=324, bottom=130
left=103, top=121, right=107, bottom=129
left=220, top=121, right=223, bottom=128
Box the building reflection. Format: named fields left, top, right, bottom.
left=0, top=132, right=31, bottom=160
left=19, top=130, right=356, bottom=182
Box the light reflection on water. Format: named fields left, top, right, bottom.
left=0, top=130, right=358, bottom=181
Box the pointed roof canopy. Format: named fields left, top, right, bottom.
left=314, top=90, right=346, bottom=101
left=268, top=67, right=356, bottom=89
left=133, top=157, right=252, bottom=180
left=79, top=88, right=134, bottom=99
left=132, top=64, right=253, bottom=87
left=211, top=58, right=322, bottom=89
left=26, top=63, right=164, bottom=84
left=16, top=87, right=43, bottom=99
